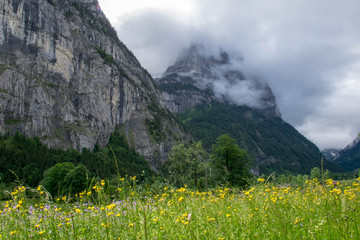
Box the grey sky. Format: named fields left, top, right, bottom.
left=98, top=0, right=360, bottom=150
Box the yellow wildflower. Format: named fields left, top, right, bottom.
left=257, top=178, right=265, bottom=182
left=107, top=204, right=116, bottom=210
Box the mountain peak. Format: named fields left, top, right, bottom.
left=160, top=43, right=281, bottom=117
left=164, top=43, right=231, bottom=78
left=343, top=132, right=360, bottom=151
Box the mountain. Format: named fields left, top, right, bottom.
left=158, top=44, right=281, bottom=117
left=0, top=0, right=186, bottom=170
left=321, top=149, right=341, bottom=161
left=156, top=44, right=342, bottom=175
left=335, top=133, right=360, bottom=171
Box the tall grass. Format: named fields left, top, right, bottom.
left=1, top=177, right=359, bottom=239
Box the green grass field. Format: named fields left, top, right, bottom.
left=1, top=178, right=359, bottom=239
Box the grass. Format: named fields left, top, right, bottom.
left=1, top=177, right=360, bottom=239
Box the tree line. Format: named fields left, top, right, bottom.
left=0, top=131, right=254, bottom=197
left=2, top=130, right=352, bottom=199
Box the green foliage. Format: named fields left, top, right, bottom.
left=210, top=134, right=252, bottom=187
left=107, top=128, right=153, bottom=179
left=63, top=164, right=90, bottom=195
left=4, top=118, right=22, bottom=125
left=0, top=133, right=55, bottom=186
left=162, top=141, right=208, bottom=189
left=41, top=162, right=76, bottom=197
left=145, top=100, right=177, bottom=143
left=310, top=167, right=321, bottom=180
left=0, top=131, right=153, bottom=192
left=3, top=178, right=360, bottom=239
left=94, top=46, right=130, bottom=79
left=95, top=46, right=116, bottom=65
left=71, top=2, right=118, bottom=43
left=178, top=101, right=343, bottom=175
left=324, top=169, right=331, bottom=180
left=145, top=116, right=165, bottom=142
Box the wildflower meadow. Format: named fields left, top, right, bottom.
left=1, top=177, right=359, bottom=239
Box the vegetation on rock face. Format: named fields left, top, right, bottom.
left=47, top=0, right=55, bottom=6
left=70, top=1, right=140, bottom=66
left=145, top=100, right=179, bottom=143
left=94, top=46, right=130, bottom=79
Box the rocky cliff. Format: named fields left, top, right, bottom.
left=0, top=0, right=185, bottom=169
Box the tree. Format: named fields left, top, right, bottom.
left=323, top=169, right=331, bottom=180
left=187, top=141, right=208, bottom=188
left=210, top=134, right=252, bottom=187
left=163, top=141, right=207, bottom=188
left=310, top=167, right=321, bottom=180
left=63, top=164, right=90, bottom=195
left=41, top=162, right=75, bottom=197
left=164, top=142, right=188, bottom=188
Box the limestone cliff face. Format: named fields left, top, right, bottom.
left=0, top=0, right=184, bottom=169
left=156, top=44, right=281, bottom=118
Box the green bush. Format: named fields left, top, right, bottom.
left=63, top=164, right=90, bottom=195
left=41, top=162, right=76, bottom=197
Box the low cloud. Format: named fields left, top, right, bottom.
left=212, top=78, right=265, bottom=109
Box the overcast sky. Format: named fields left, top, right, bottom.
left=98, top=0, right=360, bottom=150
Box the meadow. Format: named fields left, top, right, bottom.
left=1, top=177, right=359, bottom=239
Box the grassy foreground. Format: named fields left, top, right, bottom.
left=1, top=178, right=360, bottom=239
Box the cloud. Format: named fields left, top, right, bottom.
left=212, top=78, right=265, bottom=109
left=298, top=63, right=360, bottom=149
left=115, top=10, right=193, bottom=76
left=99, top=0, right=360, bottom=149
left=208, top=55, right=271, bottom=110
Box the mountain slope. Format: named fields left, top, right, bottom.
left=322, top=149, right=341, bottom=161
left=0, top=0, right=185, bottom=169
left=156, top=44, right=342, bottom=174
left=335, top=133, right=360, bottom=171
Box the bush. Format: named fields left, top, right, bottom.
left=41, top=162, right=75, bottom=197
left=63, top=164, right=90, bottom=195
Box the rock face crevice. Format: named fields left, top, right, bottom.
left=0, top=0, right=185, bottom=169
